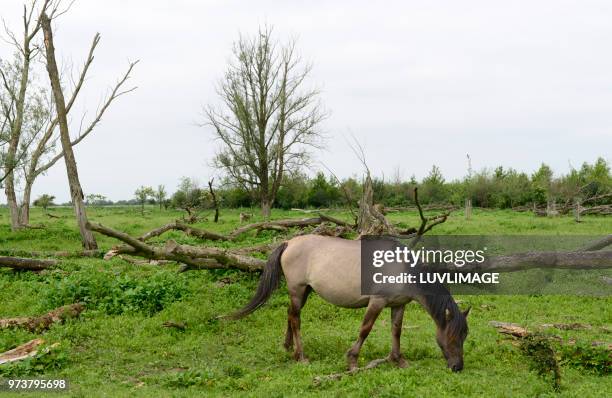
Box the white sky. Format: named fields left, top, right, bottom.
left=1, top=0, right=611, bottom=202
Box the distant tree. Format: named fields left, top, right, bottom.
left=276, top=172, right=309, bottom=209
left=155, top=185, right=166, bottom=210
left=85, top=194, right=108, bottom=206
left=205, top=25, right=326, bottom=218
left=134, top=186, right=154, bottom=215
left=421, top=165, right=447, bottom=204
left=33, top=194, right=55, bottom=213
left=171, top=178, right=207, bottom=215
left=307, top=172, right=340, bottom=207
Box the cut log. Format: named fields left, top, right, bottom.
left=0, top=339, right=44, bottom=365
left=0, top=256, right=57, bottom=271
left=0, top=303, right=85, bottom=332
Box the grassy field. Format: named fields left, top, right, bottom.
left=0, top=206, right=610, bottom=397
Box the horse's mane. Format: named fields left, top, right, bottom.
left=421, top=283, right=467, bottom=337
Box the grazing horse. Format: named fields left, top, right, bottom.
left=229, top=235, right=470, bottom=371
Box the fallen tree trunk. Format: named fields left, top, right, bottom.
left=88, top=222, right=264, bottom=272
left=228, top=217, right=326, bottom=239
left=582, top=235, right=612, bottom=251
left=490, top=321, right=611, bottom=350
left=0, top=249, right=103, bottom=258
left=0, top=256, right=58, bottom=271
left=89, top=221, right=612, bottom=275
left=433, top=250, right=612, bottom=273
left=139, top=221, right=229, bottom=242
left=0, top=303, right=85, bottom=332
left=0, top=339, right=44, bottom=365
left=136, top=215, right=353, bottom=243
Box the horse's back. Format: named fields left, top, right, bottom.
left=281, top=235, right=369, bottom=308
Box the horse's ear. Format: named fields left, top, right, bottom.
left=463, top=307, right=471, bottom=318
left=445, top=308, right=453, bottom=321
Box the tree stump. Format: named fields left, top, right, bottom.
left=357, top=174, right=396, bottom=236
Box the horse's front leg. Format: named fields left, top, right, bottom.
left=346, top=298, right=386, bottom=371
left=388, top=305, right=408, bottom=368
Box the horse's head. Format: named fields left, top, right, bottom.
left=436, top=306, right=470, bottom=372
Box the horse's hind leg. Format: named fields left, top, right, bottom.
left=388, top=305, right=408, bottom=368
left=346, top=298, right=386, bottom=371
left=285, top=285, right=311, bottom=362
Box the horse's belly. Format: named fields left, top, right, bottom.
left=310, top=279, right=369, bottom=308
left=307, top=255, right=368, bottom=308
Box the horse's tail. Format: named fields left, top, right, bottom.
left=226, top=242, right=288, bottom=320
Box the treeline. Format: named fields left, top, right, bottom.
left=269, top=157, right=611, bottom=209
left=31, top=157, right=610, bottom=211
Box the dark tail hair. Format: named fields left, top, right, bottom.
left=226, top=242, right=288, bottom=320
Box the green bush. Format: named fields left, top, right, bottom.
left=559, top=342, right=611, bottom=375
left=43, top=271, right=187, bottom=316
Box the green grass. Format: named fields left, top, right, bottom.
left=0, top=206, right=610, bottom=397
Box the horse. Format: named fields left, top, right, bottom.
left=229, top=234, right=470, bottom=372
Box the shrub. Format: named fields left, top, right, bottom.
left=43, top=271, right=187, bottom=316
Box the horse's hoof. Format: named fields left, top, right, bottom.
left=296, top=357, right=309, bottom=364
left=387, top=355, right=409, bottom=368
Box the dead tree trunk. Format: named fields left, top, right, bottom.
left=357, top=174, right=395, bottom=235
left=0, top=303, right=84, bottom=332
left=208, top=178, right=219, bottom=223
left=41, top=13, right=97, bottom=250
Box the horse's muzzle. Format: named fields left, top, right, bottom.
left=450, top=363, right=463, bottom=372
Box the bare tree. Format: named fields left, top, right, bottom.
left=40, top=9, right=98, bottom=249
left=0, top=0, right=137, bottom=229
left=205, top=26, right=325, bottom=219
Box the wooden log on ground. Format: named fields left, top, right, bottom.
left=139, top=221, right=229, bottom=241
left=434, top=250, right=612, bottom=273
left=489, top=321, right=530, bottom=338
left=0, top=339, right=44, bottom=365
left=580, top=204, right=612, bottom=216
left=88, top=222, right=265, bottom=272
left=228, top=217, right=326, bottom=239
left=0, top=249, right=103, bottom=258
left=0, top=256, right=58, bottom=271
left=0, top=303, right=85, bottom=332
left=582, top=235, right=612, bottom=251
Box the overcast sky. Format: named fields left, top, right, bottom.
left=1, top=0, right=611, bottom=202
